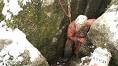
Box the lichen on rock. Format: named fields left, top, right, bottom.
left=88, top=5, right=118, bottom=66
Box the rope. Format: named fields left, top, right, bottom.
left=67, top=0, right=71, bottom=23
left=59, top=0, right=71, bottom=23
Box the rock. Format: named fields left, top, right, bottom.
left=10, top=0, right=66, bottom=63
left=0, top=26, right=49, bottom=66
left=78, top=47, right=111, bottom=66
left=89, top=47, right=111, bottom=66
left=88, top=5, right=118, bottom=66
left=79, top=38, right=96, bottom=58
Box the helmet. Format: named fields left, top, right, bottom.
left=75, top=15, right=87, bottom=25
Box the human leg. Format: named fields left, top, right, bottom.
left=74, top=43, right=81, bottom=58
left=63, top=39, right=73, bottom=62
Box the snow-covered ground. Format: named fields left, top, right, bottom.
left=0, top=20, right=46, bottom=66
left=2, top=0, right=31, bottom=20
left=0, top=0, right=48, bottom=66
left=79, top=47, right=111, bottom=66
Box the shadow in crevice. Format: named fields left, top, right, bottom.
left=71, top=0, right=112, bottom=20
left=49, top=0, right=112, bottom=65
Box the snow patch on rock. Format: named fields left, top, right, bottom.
left=0, top=21, right=45, bottom=66
left=102, top=5, right=118, bottom=48
left=2, top=0, right=31, bottom=20
left=79, top=47, right=111, bottom=66
left=42, top=0, right=54, bottom=7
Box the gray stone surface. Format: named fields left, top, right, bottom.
left=0, top=27, right=49, bottom=66
left=88, top=5, right=118, bottom=66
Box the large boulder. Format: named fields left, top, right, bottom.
left=69, top=47, right=111, bottom=66
left=8, top=0, right=66, bottom=63
left=0, top=22, right=49, bottom=66
left=88, top=5, right=118, bottom=66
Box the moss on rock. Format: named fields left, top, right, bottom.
left=5, top=0, right=65, bottom=63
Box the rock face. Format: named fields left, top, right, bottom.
left=71, top=47, right=111, bottom=66
left=88, top=5, right=118, bottom=66
left=0, top=23, right=49, bottom=66
left=71, top=0, right=111, bottom=20
left=9, top=0, right=66, bottom=63
left=0, top=0, right=114, bottom=65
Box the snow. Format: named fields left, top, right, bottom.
left=79, top=47, right=111, bottom=66
left=42, top=0, right=54, bottom=6
left=0, top=23, right=42, bottom=65
left=103, top=5, right=118, bottom=45
left=80, top=56, right=90, bottom=66
left=22, top=0, right=31, bottom=5
left=0, top=0, right=48, bottom=65
left=0, top=0, right=42, bottom=65
left=2, top=0, right=31, bottom=20
left=89, top=47, right=111, bottom=66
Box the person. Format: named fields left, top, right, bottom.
left=63, top=15, right=96, bottom=62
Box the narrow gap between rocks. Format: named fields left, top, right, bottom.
left=49, top=0, right=111, bottom=66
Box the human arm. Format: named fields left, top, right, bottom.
left=86, top=19, right=96, bottom=26
left=67, top=22, right=78, bottom=41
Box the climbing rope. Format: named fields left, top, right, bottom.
left=67, top=0, right=71, bottom=23
left=59, top=0, right=71, bottom=23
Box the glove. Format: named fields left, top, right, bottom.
left=77, top=38, right=85, bottom=44
left=74, top=38, right=80, bottom=47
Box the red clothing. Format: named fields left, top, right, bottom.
left=66, top=19, right=96, bottom=52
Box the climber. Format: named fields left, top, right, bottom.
left=63, top=15, right=96, bottom=62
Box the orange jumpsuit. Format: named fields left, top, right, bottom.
left=64, top=19, right=96, bottom=59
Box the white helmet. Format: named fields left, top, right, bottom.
left=75, top=15, right=87, bottom=25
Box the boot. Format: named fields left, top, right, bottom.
left=63, top=44, right=72, bottom=62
